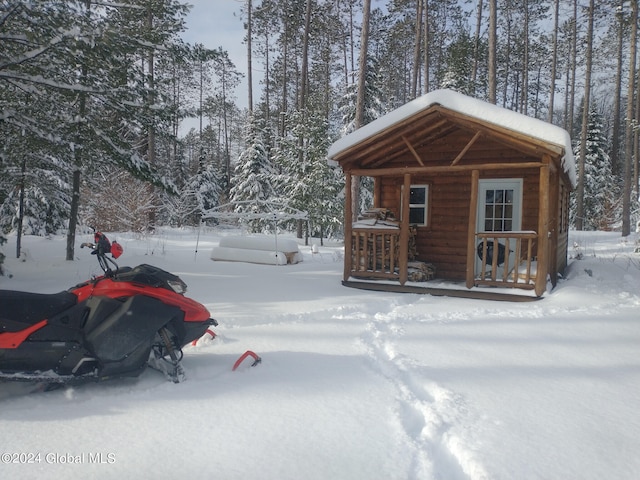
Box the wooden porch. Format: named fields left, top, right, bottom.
left=345, top=227, right=542, bottom=300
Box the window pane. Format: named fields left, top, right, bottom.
left=410, top=187, right=425, bottom=204
left=485, top=190, right=494, bottom=203
left=409, top=208, right=425, bottom=224
left=505, top=189, right=514, bottom=203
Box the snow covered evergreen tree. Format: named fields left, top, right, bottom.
left=336, top=56, right=385, bottom=215
left=571, top=103, right=618, bottom=230
left=0, top=1, right=187, bottom=257
left=439, top=31, right=478, bottom=96
left=338, top=56, right=385, bottom=136
left=229, top=116, right=276, bottom=232
left=272, top=109, right=343, bottom=242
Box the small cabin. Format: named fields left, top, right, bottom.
left=328, top=89, right=575, bottom=298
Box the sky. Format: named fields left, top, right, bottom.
left=181, top=0, right=249, bottom=110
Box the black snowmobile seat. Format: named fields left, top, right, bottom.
left=0, top=290, right=78, bottom=325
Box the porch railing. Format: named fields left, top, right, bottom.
left=350, top=228, right=400, bottom=280
left=475, top=231, right=538, bottom=290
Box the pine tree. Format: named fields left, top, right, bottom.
left=272, top=109, right=343, bottom=243
left=0, top=1, right=188, bottom=256
left=439, top=31, right=478, bottom=95
left=229, top=116, right=276, bottom=232
left=338, top=56, right=385, bottom=136
left=571, top=103, right=618, bottom=230
left=337, top=55, right=384, bottom=214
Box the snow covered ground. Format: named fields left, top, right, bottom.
left=1, top=228, right=639, bottom=480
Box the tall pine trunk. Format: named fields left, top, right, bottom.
left=622, top=0, right=638, bottom=237
left=351, top=0, right=371, bottom=221
left=66, top=0, right=90, bottom=261
left=247, top=0, right=253, bottom=114
left=488, top=0, right=497, bottom=104
left=575, top=0, right=595, bottom=231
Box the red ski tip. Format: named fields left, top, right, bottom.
left=191, top=328, right=217, bottom=346
left=232, top=350, right=262, bottom=371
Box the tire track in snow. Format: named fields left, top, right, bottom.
left=355, top=308, right=489, bottom=480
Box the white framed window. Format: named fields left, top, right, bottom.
left=477, top=179, right=523, bottom=232
left=408, top=184, right=429, bottom=226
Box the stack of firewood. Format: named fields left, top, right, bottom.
left=355, top=208, right=399, bottom=228
left=407, top=261, right=436, bottom=282
left=357, top=208, right=396, bottom=221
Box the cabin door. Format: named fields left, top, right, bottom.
left=475, top=179, right=523, bottom=278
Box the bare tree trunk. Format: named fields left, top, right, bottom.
left=16, top=156, right=26, bottom=258
left=635, top=59, right=640, bottom=197
left=264, top=31, right=270, bottom=124
left=548, top=0, right=559, bottom=123
left=568, top=0, right=577, bottom=134
left=66, top=170, right=81, bottom=261
left=351, top=0, right=371, bottom=221
left=611, top=2, right=624, bottom=177
left=67, top=0, right=90, bottom=261
left=575, top=0, right=595, bottom=231
left=146, top=7, right=156, bottom=230
left=300, top=0, right=312, bottom=111
left=623, top=0, right=638, bottom=237
left=472, top=0, right=483, bottom=88
left=296, top=0, right=313, bottom=240
left=423, top=0, right=429, bottom=93
left=521, top=0, right=529, bottom=115
left=488, top=0, right=497, bottom=104
left=280, top=22, right=288, bottom=138
left=247, top=0, right=253, bottom=114
left=411, top=0, right=423, bottom=99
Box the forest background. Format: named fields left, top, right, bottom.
left=1, top=0, right=639, bottom=270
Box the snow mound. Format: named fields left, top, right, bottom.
left=219, top=235, right=299, bottom=252
left=211, top=246, right=288, bottom=265
left=211, top=235, right=302, bottom=265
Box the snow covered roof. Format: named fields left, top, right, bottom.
left=328, top=89, right=576, bottom=186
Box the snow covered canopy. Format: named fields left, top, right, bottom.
left=328, top=89, right=576, bottom=187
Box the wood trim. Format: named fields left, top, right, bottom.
left=466, top=169, right=480, bottom=288
left=402, top=135, right=425, bottom=166
left=535, top=164, right=550, bottom=296
left=342, top=280, right=542, bottom=302
left=344, top=173, right=353, bottom=282
left=349, top=161, right=544, bottom=177
left=399, top=173, right=411, bottom=285
left=434, top=106, right=565, bottom=157
left=451, top=131, right=482, bottom=166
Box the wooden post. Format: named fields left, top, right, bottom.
left=466, top=170, right=480, bottom=288
left=344, top=172, right=353, bottom=282
left=399, top=173, right=411, bottom=285
left=535, top=164, right=550, bottom=296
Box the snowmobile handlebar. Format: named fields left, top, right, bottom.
left=81, top=241, right=119, bottom=276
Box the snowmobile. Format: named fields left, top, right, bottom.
left=0, top=232, right=218, bottom=385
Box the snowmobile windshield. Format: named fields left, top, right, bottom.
left=114, top=264, right=188, bottom=294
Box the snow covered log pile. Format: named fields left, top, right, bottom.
left=211, top=236, right=303, bottom=265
